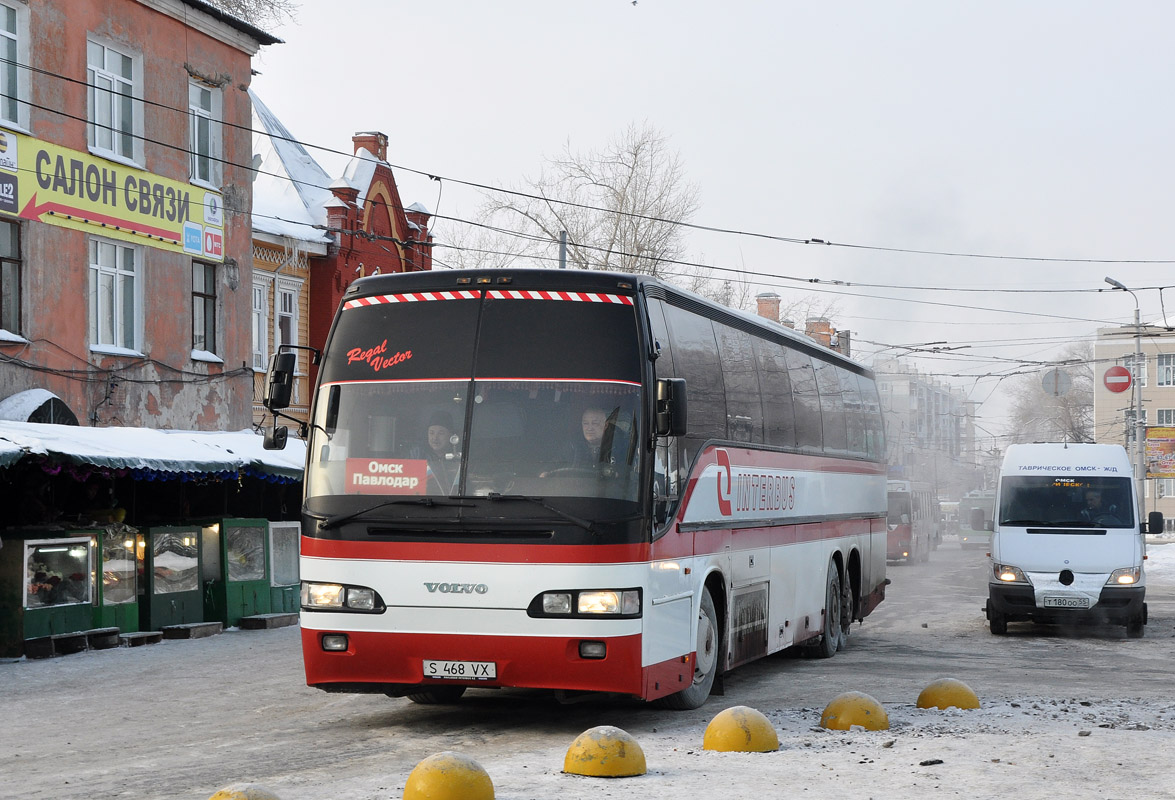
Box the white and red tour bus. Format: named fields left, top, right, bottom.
left=886, top=479, right=937, bottom=563
left=263, top=268, right=889, bottom=709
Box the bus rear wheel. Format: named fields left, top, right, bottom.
left=810, top=565, right=843, bottom=659
left=658, top=587, right=719, bottom=710
left=405, top=685, right=468, bottom=704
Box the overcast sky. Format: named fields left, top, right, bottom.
left=248, top=1, right=1175, bottom=437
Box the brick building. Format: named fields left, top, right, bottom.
left=0, top=0, right=278, bottom=429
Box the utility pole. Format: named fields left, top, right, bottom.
left=1105, top=277, right=1146, bottom=517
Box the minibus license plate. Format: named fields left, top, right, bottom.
left=1043, top=596, right=1090, bottom=609
left=423, top=660, right=496, bottom=680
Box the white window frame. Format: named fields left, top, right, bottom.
left=192, top=261, right=218, bottom=359
left=88, top=237, right=142, bottom=354
left=251, top=280, right=269, bottom=370
left=0, top=1, right=29, bottom=130
left=1158, top=353, right=1175, bottom=388
left=87, top=38, right=141, bottom=165
left=273, top=276, right=304, bottom=402
left=1121, top=353, right=1148, bottom=388
left=188, top=80, right=222, bottom=188
left=1157, top=409, right=1175, bottom=427
left=1158, top=479, right=1175, bottom=499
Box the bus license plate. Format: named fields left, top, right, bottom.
left=1043, top=596, right=1090, bottom=609
left=423, top=660, right=497, bottom=680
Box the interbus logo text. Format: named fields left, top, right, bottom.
left=715, top=448, right=797, bottom=517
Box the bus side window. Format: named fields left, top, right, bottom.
left=785, top=348, right=823, bottom=452
left=754, top=336, right=796, bottom=449
left=646, top=298, right=682, bottom=516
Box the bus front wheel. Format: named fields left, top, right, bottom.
left=658, top=587, right=719, bottom=710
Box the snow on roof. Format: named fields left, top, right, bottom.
left=0, top=388, right=59, bottom=421
left=249, top=90, right=333, bottom=244
left=405, top=202, right=431, bottom=215
left=343, top=148, right=379, bottom=211
left=0, top=421, right=306, bottom=479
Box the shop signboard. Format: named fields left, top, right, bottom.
left=0, top=127, right=224, bottom=262
left=1145, top=426, right=1175, bottom=479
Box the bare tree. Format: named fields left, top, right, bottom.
left=1005, top=342, right=1094, bottom=444
left=480, top=123, right=700, bottom=279
left=204, top=0, right=297, bottom=29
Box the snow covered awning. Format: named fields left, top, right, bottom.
left=0, top=421, right=306, bottom=481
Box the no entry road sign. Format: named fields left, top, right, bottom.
left=1104, top=365, right=1133, bottom=393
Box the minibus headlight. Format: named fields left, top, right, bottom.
left=1108, top=567, right=1141, bottom=586
left=301, top=581, right=384, bottom=612
left=994, top=564, right=1029, bottom=584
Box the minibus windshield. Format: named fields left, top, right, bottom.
left=998, top=475, right=1135, bottom=528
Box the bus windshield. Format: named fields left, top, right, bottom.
left=998, top=476, right=1135, bottom=529
left=304, top=290, right=644, bottom=508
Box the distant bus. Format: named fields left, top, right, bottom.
left=264, top=267, right=889, bottom=709
left=958, top=490, right=996, bottom=551
left=886, top=480, right=936, bottom=563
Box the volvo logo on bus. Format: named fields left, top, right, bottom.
left=424, top=582, right=489, bottom=594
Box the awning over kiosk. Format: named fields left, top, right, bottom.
left=0, top=421, right=305, bottom=480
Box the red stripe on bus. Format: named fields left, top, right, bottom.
left=302, top=537, right=650, bottom=563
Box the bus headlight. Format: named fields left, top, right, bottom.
left=994, top=564, right=1029, bottom=584
left=578, top=590, right=641, bottom=615
left=301, top=581, right=385, bottom=612
left=529, top=589, right=642, bottom=618
left=1108, top=567, right=1140, bottom=586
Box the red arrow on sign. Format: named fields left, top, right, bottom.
left=1104, top=365, right=1132, bottom=393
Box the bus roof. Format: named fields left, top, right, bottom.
left=345, top=268, right=873, bottom=376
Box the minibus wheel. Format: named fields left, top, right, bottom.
left=1126, top=615, right=1145, bottom=639
left=988, top=605, right=1007, bottom=635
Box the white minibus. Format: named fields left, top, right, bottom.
left=980, top=443, right=1163, bottom=637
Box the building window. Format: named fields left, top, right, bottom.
left=87, top=40, right=138, bottom=161
left=192, top=262, right=216, bottom=354
left=189, top=81, right=221, bottom=186
left=0, top=2, right=28, bottom=128
left=88, top=238, right=139, bottom=350
left=1158, top=479, right=1175, bottom=499
left=1158, top=409, right=1175, bottom=427
left=0, top=218, right=18, bottom=333
left=1121, top=353, right=1148, bottom=388
left=277, top=286, right=295, bottom=352
left=1159, top=354, right=1175, bottom=387
left=251, top=282, right=268, bottom=369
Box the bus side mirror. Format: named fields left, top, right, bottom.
left=1148, top=511, right=1164, bottom=535
left=263, top=424, right=288, bottom=451
left=264, top=352, right=297, bottom=411
left=970, top=507, right=985, bottom=531
left=655, top=378, right=687, bottom=437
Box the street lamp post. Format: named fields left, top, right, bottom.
left=1105, top=277, right=1146, bottom=517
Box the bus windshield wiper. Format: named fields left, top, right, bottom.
left=484, top=493, right=597, bottom=533
left=319, top=497, right=474, bottom=530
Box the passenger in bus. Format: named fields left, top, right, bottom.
left=412, top=411, right=459, bottom=493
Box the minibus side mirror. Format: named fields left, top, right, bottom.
left=983, top=519, right=994, bottom=532
left=655, top=378, right=687, bottom=437
left=264, top=352, right=297, bottom=411
left=1148, top=511, right=1164, bottom=535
